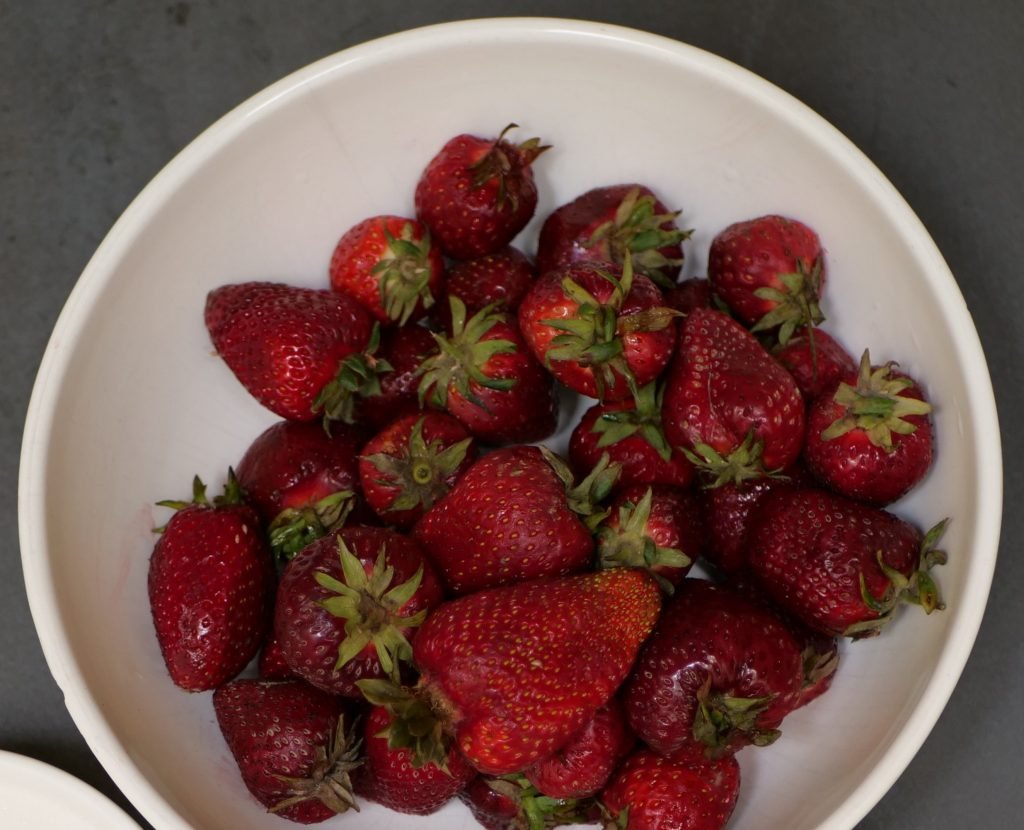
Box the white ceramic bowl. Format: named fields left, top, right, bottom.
left=19, top=17, right=1001, bottom=830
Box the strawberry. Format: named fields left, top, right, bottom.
left=358, top=323, right=439, bottom=430
left=662, top=307, right=806, bottom=484
left=204, top=281, right=376, bottom=423
left=413, top=445, right=619, bottom=595
left=415, top=124, right=549, bottom=260
left=353, top=703, right=475, bottom=815
left=438, top=245, right=537, bottom=331
left=358, top=412, right=476, bottom=528
left=663, top=276, right=712, bottom=318
left=803, top=350, right=934, bottom=505
left=518, top=260, right=678, bottom=401
left=596, top=484, right=705, bottom=590
left=536, top=184, right=691, bottom=289
left=329, top=214, right=444, bottom=325
left=707, top=213, right=826, bottom=343
left=359, top=568, right=662, bottom=775
left=569, top=382, right=694, bottom=491
left=623, top=578, right=806, bottom=757
left=212, top=678, right=361, bottom=824
left=460, top=775, right=600, bottom=830
left=773, top=326, right=856, bottom=400
left=418, top=297, right=558, bottom=445
left=600, top=746, right=740, bottom=830
left=148, top=473, right=274, bottom=692
left=257, top=630, right=294, bottom=680
left=274, top=525, right=443, bottom=695
left=746, top=487, right=947, bottom=637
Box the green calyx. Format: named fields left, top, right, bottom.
left=268, top=489, right=356, bottom=567
left=750, top=256, right=826, bottom=345
left=363, top=416, right=473, bottom=516
left=540, top=447, right=621, bottom=532
left=821, top=350, right=933, bottom=451
left=692, top=676, right=780, bottom=755
left=154, top=468, right=244, bottom=531
left=590, top=382, right=673, bottom=462
left=270, top=713, right=363, bottom=817
left=417, top=297, right=518, bottom=410
left=374, top=223, right=438, bottom=326
left=486, top=775, right=596, bottom=830
left=469, top=122, right=550, bottom=212
left=314, top=323, right=394, bottom=426
left=682, top=431, right=782, bottom=488
left=355, top=678, right=452, bottom=771
left=314, top=538, right=428, bottom=682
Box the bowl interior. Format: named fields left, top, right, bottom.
left=20, top=18, right=1001, bottom=830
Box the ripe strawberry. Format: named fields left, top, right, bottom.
left=413, top=445, right=619, bottom=595
left=213, top=678, right=361, bottom=824
left=149, top=473, right=274, bottom=692
left=746, top=487, right=947, bottom=637
left=418, top=298, right=558, bottom=444
left=623, top=578, right=805, bottom=757
left=596, top=484, right=705, bottom=590
left=258, top=630, right=294, bottom=680
left=803, top=350, right=934, bottom=505
left=460, top=774, right=598, bottom=830
left=518, top=260, right=678, bottom=401
left=707, top=213, right=826, bottom=343
left=438, top=245, right=537, bottom=331
left=274, top=525, right=443, bottom=695
left=536, top=184, right=691, bottom=288
left=358, top=323, right=439, bottom=430
left=569, top=382, right=695, bottom=491
left=415, top=124, right=549, bottom=260
left=204, top=281, right=375, bottom=422
left=358, top=412, right=476, bottom=528
left=329, top=214, right=444, bottom=325
left=773, top=326, right=856, bottom=400
left=601, top=746, right=740, bottom=830
left=359, top=568, right=662, bottom=775
left=662, top=307, right=806, bottom=484
left=353, top=703, right=475, bottom=815
left=663, top=276, right=712, bottom=317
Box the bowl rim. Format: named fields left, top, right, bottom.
left=18, top=16, right=1003, bottom=830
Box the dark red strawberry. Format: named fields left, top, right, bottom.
left=258, top=630, right=294, bottom=680
left=204, top=281, right=375, bottom=422
left=596, top=484, right=704, bottom=590
left=329, top=214, right=444, bottom=325
left=274, top=525, right=443, bottom=695
left=358, top=412, right=476, bottom=528
left=418, top=298, right=558, bottom=444
left=569, top=382, right=694, bottom=491
left=353, top=703, right=475, bottom=815
left=413, top=445, right=618, bottom=595
left=536, top=184, right=691, bottom=288
left=663, top=276, right=713, bottom=317
left=358, top=323, right=439, bottom=430
left=601, top=746, right=740, bottom=830
left=359, top=568, right=661, bottom=775
left=803, top=350, right=934, bottom=505
left=518, top=260, right=678, bottom=401
left=149, top=473, right=275, bottom=692
left=773, top=326, right=856, bottom=400
left=623, top=578, right=805, bottom=757
left=213, top=678, right=361, bottom=824
left=415, top=124, right=549, bottom=260
left=438, top=245, right=537, bottom=331
left=747, top=487, right=947, bottom=637
left=662, top=307, right=806, bottom=484
left=524, top=698, right=634, bottom=799
left=460, top=775, right=597, bottom=830
left=707, top=213, right=826, bottom=342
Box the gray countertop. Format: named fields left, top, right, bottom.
left=3, top=2, right=1020, bottom=828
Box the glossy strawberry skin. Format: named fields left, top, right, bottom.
left=358, top=323, right=439, bottom=430
left=623, top=578, right=805, bottom=757
left=663, top=277, right=713, bottom=317
left=413, top=568, right=662, bottom=775
left=412, top=446, right=594, bottom=595
left=774, top=327, right=856, bottom=401
left=205, top=281, right=374, bottom=422
left=439, top=246, right=537, bottom=331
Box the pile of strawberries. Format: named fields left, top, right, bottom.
left=147, top=123, right=949, bottom=829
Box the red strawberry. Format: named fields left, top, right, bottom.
left=149, top=473, right=274, bottom=691
left=601, top=746, right=740, bottom=830
left=524, top=698, right=634, bottom=799
left=353, top=704, right=475, bottom=815
left=329, top=214, right=444, bottom=325
left=257, top=630, right=294, bottom=680
left=518, top=261, right=678, bottom=401
left=415, top=124, right=549, bottom=260
left=569, top=382, right=695, bottom=491
left=438, top=245, right=537, bottom=330
left=747, top=487, right=947, bottom=637
left=662, top=307, right=806, bottom=483
left=413, top=445, right=619, bottom=595
left=213, top=678, right=361, bottom=824
left=536, top=184, right=691, bottom=288
left=358, top=412, right=476, bottom=528
left=359, top=568, right=662, bottom=775
left=358, top=323, right=439, bottom=430
left=596, top=484, right=705, bottom=590
left=707, top=213, right=826, bottom=342
left=803, top=350, right=934, bottom=505
left=460, top=775, right=597, bottom=830
left=663, top=276, right=713, bottom=318
left=274, top=525, right=443, bottom=695
left=418, top=298, right=558, bottom=444
left=773, top=326, right=856, bottom=400
left=623, top=578, right=805, bottom=757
